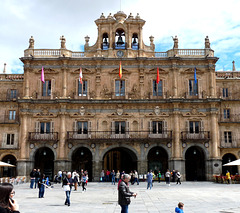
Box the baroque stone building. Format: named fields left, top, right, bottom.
left=0, top=11, right=239, bottom=181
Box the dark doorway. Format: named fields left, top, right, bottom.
left=185, top=146, right=205, bottom=181
left=222, top=153, right=238, bottom=175
left=103, top=147, right=137, bottom=173
left=72, top=147, right=92, bottom=181
left=148, top=147, right=168, bottom=174
left=1, top=155, right=17, bottom=177
left=35, top=147, right=54, bottom=181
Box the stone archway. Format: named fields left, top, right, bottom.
left=72, top=147, right=93, bottom=181
left=103, top=147, right=138, bottom=174
left=1, top=154, right=17, bottom=177
left=222, top=153, right=238, bottom=175
left=147, top=146, right=168, bottom=175
left=34, top=147, right=54, bottom=181
left=185, top=146, right=206, bottom=181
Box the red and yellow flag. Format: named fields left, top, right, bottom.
left=157, top=67, right=160, bottom=84
left=119, top=61, right=122, bottom=79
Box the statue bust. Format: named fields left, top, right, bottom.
left=28, top=36, right=34, bottom=49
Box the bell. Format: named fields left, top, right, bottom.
left=133, top=37, right=137, bottom=44
left=117, top=36, right=124, bottom=45
left=103, top=37, right=108, bottom=44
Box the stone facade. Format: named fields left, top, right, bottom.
left=0, top=11, right=239, bottom=181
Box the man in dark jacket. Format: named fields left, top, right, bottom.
left=118, top=174, right=137, bottom=213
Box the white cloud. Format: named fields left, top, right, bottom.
left=1, top=0, right=240, bottom=73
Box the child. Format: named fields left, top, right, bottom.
left=175, top=202, right=184, bottom=213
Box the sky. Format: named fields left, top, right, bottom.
left=1, top=0, right=240, bottom=74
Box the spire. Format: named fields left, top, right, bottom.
left=3, top=63, right=6, bottom=74
left=232, top=60, right=236, bottom=71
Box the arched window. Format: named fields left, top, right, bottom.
left=115, top=29, right=125, bottom=49
left=102, top=33, right=109, bottom=50
left=132, top=33, right=138, bottom=50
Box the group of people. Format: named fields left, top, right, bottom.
left=165, top=169, right=182, bottom=186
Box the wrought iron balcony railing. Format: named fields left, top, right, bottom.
left=67, top=130, right=173, bottom=141
left=181, top=131, right=210, bottom=141
left=28, top=132, right=59, bottom=142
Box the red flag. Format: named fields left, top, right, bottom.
left=119, top=61, right=122, bottom=79
left=157, top=67, right=160, bottom=84
left=79, top=67, right=83, bottom=84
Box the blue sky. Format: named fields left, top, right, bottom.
left=1, top=0, right=240, bottom=73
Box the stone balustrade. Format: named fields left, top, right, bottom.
left=216, top=71, right=240, bottom=79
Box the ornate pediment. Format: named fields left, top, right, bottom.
left=69, top=106, right=94, bottom=118
left=35, top=68, right=59, bottom=74
left=182, top=106, right=206, bottom=117
left=71, top=68, right=93, bottom=74
left=181, top=68, right=204, bottom=74
left=109, top=68, right=130, bottom=75
left=148, top=68, right=168, bottom=74
left=33, top=107, right=57, bottom=118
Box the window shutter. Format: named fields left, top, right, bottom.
left=50, top=121, right=54, bottom=133
left=200, top=120, right=204, bottom=131
left=35, top=121, right=40, bottom=133
left=185, top=121, right=189, bottom=131
left=38, top=79, right=42, bottom=99
left=186, top=79, right=189, bottom=98
left=73, top=121, right=77, bottom=132
left=88, top=121, right=92, bottom=138
left=126, top=121, right=129, bottom=132
left=75, top=79, right=79, bottom=98
left=3, top=133, right=7, bottom=145
left=14, top=133, right=18, bottom=146
left=149, top=121, right=152, bottom=133
left=51, top=79, right=55, bottom=99
left=111, top=121, right=115, bottom=134
left=162, top=79, right=166, bottom=98
left=198, top=79, right=202, bottom=98
left=163, top=120, right=168, bottom=132
left=87, top=80, right=90, bottom=99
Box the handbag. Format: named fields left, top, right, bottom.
left=63, top=184, right=70, bottom=191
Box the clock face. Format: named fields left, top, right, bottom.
left=117, top=50, right=124, bottom=58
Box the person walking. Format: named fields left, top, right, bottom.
left=165, top=169, right=171, bottom=186
left=106, top=170, right=110, bottom=182
left=116, top=170, right=120, bottom=183
left=132, top=170, right=139, bottom=185
left=81, top=173, right=87, bottom=192
left=226, top=170, right=231, bottom=184
left=111, top=170, right=116, bottom=185
left=147, top=171, right=153, bottom=190
left=176, top=171, right=181, bottom=185
left=175, top=202, right=184, bottom=213
left=38, top=174, right=46, bottom=198
left=0, top=183, right=20, bottom=213
left=62, top=172, right=73, bottom=206
left=118, top=174, right=137, bottom=213
left=29, top=169, right=36, bottom=189
left=100, top=170, right=105, bottom=182
left=34, top=169, right=40, bottom=189
left=158, top=171, right=162, bottom=183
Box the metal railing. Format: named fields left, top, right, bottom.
left=28, top=132, right=59, bottom=141
left=67, top=130, right=173, bottom=140
left=181, top=131, right=210, bottom=141
left=0, top=115, right=19, bottom=124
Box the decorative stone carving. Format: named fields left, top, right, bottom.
left=60, top=35, right=66, bottom=49
left=205, top=36, right=210, bottom=49
left=173, top=35, right=178, bottom=49
left=80, top=106, right=85, bottom=115
left=154, top=106, right=160, bottom=115
left=28, top=36, right=34, bottom=49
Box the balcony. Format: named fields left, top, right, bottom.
left=0, top=115, right=19, bottom=124
left=67, top=130, right=173, bottom=142
left=28, top=132, right=59, bottom=142
left=181, top=131, right=210, bottom=142
left=219, top=114, right=240, bottom=123
left=216, top=71, right=240, bottom=79
left=220, top=138, right=238, bottom=148
left=148, top=92, right=168, bottom=99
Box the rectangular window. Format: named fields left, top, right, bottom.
left=115, top=121, right=126, bottom=134
left=6, top=134, right=14, bottom=145
left=223, top=88, right=229, bottom=97
left=9, top=111, right=16, bottom=120
left=189, top=80, right=198, bottom=96
left=224, top=131, right=232, bottom=143
left=152, top=121, right=163, bottom=134
left=223, top=109, right=230, bottom=119
left=153, top=80, right=163, bottom=96
left=10, top=90, right=17, bottom=99
left=40, top=122, right=51, bottom=134
left=77, top=121, right=88, bottom=134
left=42, top=80, right=51, bottom=97
left=78, top=81, right=87, bottom=96
left=189, top=121, right=200, bottom=133
left=115, top=80, right=125, bottom=96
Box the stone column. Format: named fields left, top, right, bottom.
left=58, top=110, right=67, bottom=160
left=210, top=110, right=219, bottom=158
left=24, top=66, right=30, bottom=98
left=97, top=26, right=101, bottom=50
left=173, top=107, right=181, bottom=159
left=172, top=67, right=178, bottom=97
left=210, top=68, right=216, bottom=98
left=62, top=68, right=67, bottom=98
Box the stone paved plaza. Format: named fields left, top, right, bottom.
left=13, top=181, right=240, bottom=213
